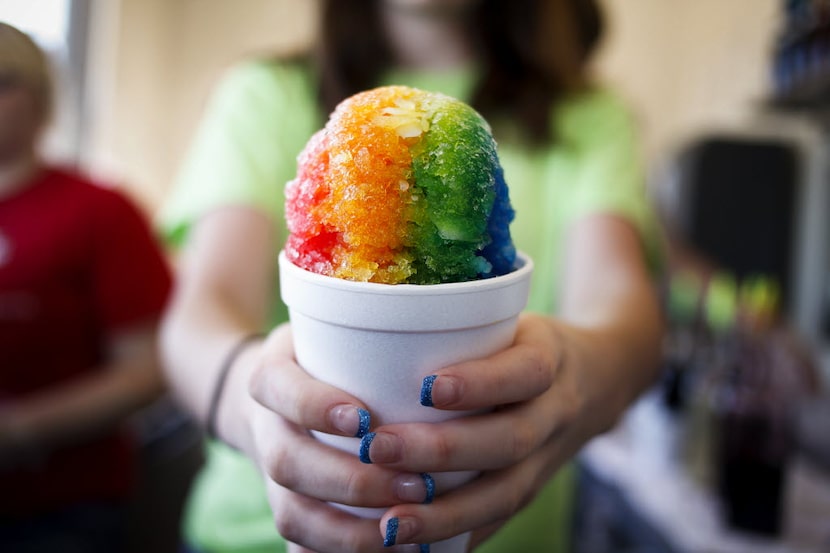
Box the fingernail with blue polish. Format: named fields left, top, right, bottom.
left=359, top=432, right=376, bottom=464
left=420, top=375, right=437, bottom=407
left=383, top=517, right=399, bottom=547
left=419, top=544, right=431, bottom=553
left=421, top=473, right=435, bottom=504
left=356, top=408, right=371, bottom=438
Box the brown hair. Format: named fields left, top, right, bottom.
left=0, top=22, right=53, bottom=124
left=316, top=0, right=604, bottom=145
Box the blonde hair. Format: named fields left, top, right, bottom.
left=0, top=22, right=53, bottom=123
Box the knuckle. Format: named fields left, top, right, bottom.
left=440, top=508, right=466, bottom=538
left=548, top=390, right=585, bottom=439
left=517, top=346, right=555, bottom=390
left=508, top=420, right=538, bottom=460
left=524, top=346, right=546, bottom=373
left=247, top=361, right=267, bottom=400
left=501, top=474, right=537, bottom=517
left=250, top=360, right=289, bottom=412
left=290, top=384, right=314, bottom=421
left=431, top=428, right=456, bottom=464
left=263, top=325, right=290, bottom=356
left=517, top=484, right=537, bottom=511
left=510, top=486, right=536, bottom=515
left=341, top=468, right=371, bottom=502
left=273, top=505, right=301, bottom=543
left=338, top=532, right=366, bottom=553
left=560, top=388, right=585, bottom=424
left=538, top=350, right=558, bottom=386
left=265, top=447, right=296, bottom=489
left=489, top=491, right=513, bottom=521
left=532, top=346, right=557, bottom=381
left=501, top=487, right=524, bottom=517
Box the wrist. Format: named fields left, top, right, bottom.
left=212, top=338, right=264, bottom=453
left=555, top=321, right=638, bottom=434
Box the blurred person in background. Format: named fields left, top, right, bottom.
left=0, top=22, right=172, bottom=552
left=161, top=0, right=662, bottom=552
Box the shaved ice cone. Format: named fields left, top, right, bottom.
left=280, top=86, right=531, bottom=552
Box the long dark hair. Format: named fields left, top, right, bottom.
left=316, top=0, right=604, bottom=145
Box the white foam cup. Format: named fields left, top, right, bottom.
left=279, top=251, right=533, bottom=552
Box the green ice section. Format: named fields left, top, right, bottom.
left=407, top=98, right=498, bottom=284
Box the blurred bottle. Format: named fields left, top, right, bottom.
left=661, top=270, right=705, bottom=411
left=684, top=272, right=738, bottom=489
left=707, top=275, right=816, bottom=537
left=704, top=273, right=740, bottom=365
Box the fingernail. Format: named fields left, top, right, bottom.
left=359, top=432, right=376, bottom=464
left=364, top=432, right=402, bottom=464
left=383, top=517, right=399, bottom=547
left=384, top=517, right=418, bottom=547
left=421, top=473, right=435, bottom=504
left=420, top=545, right=431, bottom=553
left=420, top=375, right=437, bottom=406
left=329, top=405, right=371, bottom=438
left=394, top=472, right=434, bottom=503
left=420, top=375, right=459, bottom=407
left=356, top=408, right=371, bottom=437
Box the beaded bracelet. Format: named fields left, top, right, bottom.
left=206, top=333, right=264, bottom=441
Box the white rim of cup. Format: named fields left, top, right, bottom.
left=278, top=250, right=533, bottom=332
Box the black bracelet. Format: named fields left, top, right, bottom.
left=206, top=333, right=264, bottom=441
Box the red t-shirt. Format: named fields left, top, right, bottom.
left=0, top=167, right=172, bottom=515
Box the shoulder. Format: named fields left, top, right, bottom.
left=38, top=166, right=126, bottom=209
left=38, top=165, right=96, bottom=194
left=552, top=87, right=638, bottom=147
left=571, top=86, right=630, bottom=111
left=555, top=87, right=633, bottom=123
left=211, top=57, right=317, bottom=112
left=195, top=57, right=321, bottom=145
left=45, top=168, right=151, bottom=234
left=61, top=167, right=139, bottom=208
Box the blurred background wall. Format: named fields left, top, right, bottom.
left=597, top=0, right=779, bottom=161
left=77, top=0, right=778, bottom=210
left=82, top=0, right=320, bottom=208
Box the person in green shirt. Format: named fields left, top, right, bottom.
left=160, top=0, right=662, bottom=552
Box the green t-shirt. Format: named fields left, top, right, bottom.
left=161, top=60, right=654, bottom=553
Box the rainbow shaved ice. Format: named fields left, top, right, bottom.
left=285, top=85, right=516, bottom=284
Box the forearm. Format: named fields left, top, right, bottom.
left=556, top=310, right=661, bottom=434
left=557, top=214, right=664, bottom=429
left=160, top=208, right=276, bottom=448
left=7, top=357, right=164, bottom=451
left=160, top=284, right=268, bottom=453
left=161, top=284, right=261, bottom=420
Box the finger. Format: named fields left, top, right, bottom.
left=377, top=449, right=555, bottom=547
left=420, top=342, right=558, bottom=411
left=360, top=397, right=563, bottom=471
left=266, top=479, right=424, bottom=553
left=250, top=325, right=372, bottom=438
left=250, top=407, right=432, bottom=507
left=377, top=411, right=591, bottom=547
left=420, top=314, right=561, bottom=411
